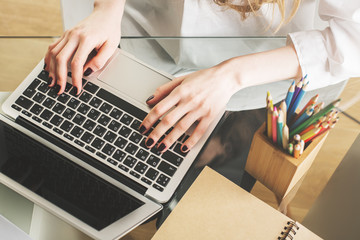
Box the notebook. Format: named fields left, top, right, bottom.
left=0, top=49, right=224, bottom=240
left=152, top=166, right=322, bottom=240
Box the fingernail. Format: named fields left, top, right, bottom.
left=181, top=145, right=189, bottom=152
left=146, top=138, right=154, bottom=148
left=139, top=125, right=147, bottom=134
left=157, top=143, right=166, bottom=152
left=47, top=77, right=53, bottom=85
left=43, top=63, right=46, bottom=69
left=146, top=95, right=154, bottom=103
left=84, top=68, right=93, bottom=77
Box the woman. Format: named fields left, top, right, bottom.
left=45, top=0, right=360, bottom=153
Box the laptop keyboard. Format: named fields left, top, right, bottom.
left=11, top=70, right=189, bottom=192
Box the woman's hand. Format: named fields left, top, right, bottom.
left=140, top=62, right=242, bottom=154
left=44, top=0, right=125, bottom=95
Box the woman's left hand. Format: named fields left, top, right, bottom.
left=140, top=62, right=242, bottom=154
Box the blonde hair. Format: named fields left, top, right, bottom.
left=214, top=0, right=302, bottom=32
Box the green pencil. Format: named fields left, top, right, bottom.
left=290, top=99, right=340, bottom=138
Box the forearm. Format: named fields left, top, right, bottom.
left=220, top=44, right=302, bottom=92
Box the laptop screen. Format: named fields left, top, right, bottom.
left=0, top=119, right=144, bottom=231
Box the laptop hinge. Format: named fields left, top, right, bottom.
left=15, top=116, right=147, bottom=195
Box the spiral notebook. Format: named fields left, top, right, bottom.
left=152, top=167, right=322, bottom=240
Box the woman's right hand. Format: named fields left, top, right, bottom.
left=44, top=0, right=125, bottom=95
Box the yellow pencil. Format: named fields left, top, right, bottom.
left=300, top=127, right=321, bottom=141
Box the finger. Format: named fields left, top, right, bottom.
left=48, top=38, right=69, bottom=87
left=44, top=36, right=65, bottom=71
left=71, top=40, right=98, bottom=95
left=141, top=92, right=181, bottom=137
left=145, top=76, right=184, bottom=106
left=83, top=41, right=118, bottom=75
left=145, top=104, right=191, bottom=150
left=156, top=110, right=200, bottom=153
left=181, top=116, right=213, bottom=153
left=55, top=39, right=78, bottom=95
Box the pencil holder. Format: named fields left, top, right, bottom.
left=245, top=123, right=328, bottom=199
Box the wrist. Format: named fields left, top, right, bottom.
left=94, top=0, right=126, bottom=17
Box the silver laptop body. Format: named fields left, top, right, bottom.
left=0, top=49, right=223, bottom=239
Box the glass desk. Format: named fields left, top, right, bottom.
left=0, top=36, right=355, bottom=239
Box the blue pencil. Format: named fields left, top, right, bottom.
left=277, top=110, right=283, bottom=146
left=290, top=105, right=314, bottom=130
left=285, top=80, right=295, bottom=109
left=288, top=80, right=308, bottom=123
left=288, top=78, right=303, bottom=113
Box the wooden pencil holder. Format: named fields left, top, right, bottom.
left=245, top=123, right=328, bottom=200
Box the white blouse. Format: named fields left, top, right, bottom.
left=62, top=0, right=360, bottom=110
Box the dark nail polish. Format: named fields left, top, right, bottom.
left=84, top=68, right=93, bottom=76
left=157, top=143, right=166, bottom=152
left=139, top=125, right=147, bottom=134
left=146, top=95, right=154, bottom=102
left=146, top=138, right=154, bottom=147
left=43, top=63, right=46, bottom=69
left=47, top=77, right=53, bottom=85
left=181, top=145, right=189, bottom=152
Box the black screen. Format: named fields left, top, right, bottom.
left=0, top=119, right=144, bottom=230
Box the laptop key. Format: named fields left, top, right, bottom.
left=83, top=119, right=96, bottom=131
left=120, top=113, right=133, bottom=125
left=37, top=82, right=50, bottom=93
left=145, top=168, right=159, bottom=181
left=136, top=149, right=149, bottom=161
left=78, top=103, right=90, bottom=115
left=47, top=87, right=59, bottom=98
left=70, top=126, right=84, bottom=138
left=130, top=170, right=140, bottom=179
left=57, top=93, right=70, bottom=104
left=93, top=125, right=106, bottom=137
left=83, top=81, right=99, bottom=94
left=73, top=113, right=86, bottom=125
left=102, top=143, right=116, bottom=156
left=87, top=108, right=100, bottom=120
left=79, top=91, right=92, bottom=103
left=146, top=155, right=160, bottom=167
left=15, top=96, right=33, bottom=109
left=156, top=174, right=170, bottom=187
left=89, top=97, right=102, bottom=108
left=123, top=156, right=137, bottom=168
left=42, top=121, right=53, bottom=129
left=118, top=164, right=129, bottom=172
left=119, top=126, right=131, bottom=138
left=40, top=109, right=53, bottom=121
left=85, top=145, right=96, bottom=153
left=110, top=108, right=122, bottom=119
left=158, top=161, right=176, bottom=177
left=67, top=98, right=80, bottom=109
left=162, top=150, right=183, bottom=167
left=53, top=103, right=66, bottom=114
left=65, top=82, right=72, bottom=92
left=98, top=114, right=111, bottom=126
left=141, top=177, right=152, bottom=185
left=37, top=70, right=49, bottom=81
left=112, top=149, right=126, bottom=161
left=30, top=103, right=44, bottom=115
left=108, top=120, right=121, bottom=132
left=33, top=92, right=46, bottom=103
left=62, top=108, right=76, bottom=120
left=32, top=116, right=42, bottom=123
left=74, top=139, right=85, bottom=147
left=129, top=131, right=142, bottom=144
left=104, top=131, right=117, bottom=143
left=23, top=87, right=36, bottom=98
left=130, top=119, right=142, bottom=132
left=42, top=97, right=55, bottom=109
left=11, top=104, right=21, bottom=112
left=173, top=143, right=188, bottom=157
left=114, top=136, right=127, bottom=149
left=91, top=137, right=105, bottom=150
left=125, top=142, right=138, bottom=155
left=64, top=133, right=74, bottom=141
left=53, top=127, right=63, bottom=135
left=60, top=120, right=74, bottom=132
left=107, top=158, right=118, bottom=166
left=21, top=110, right=32, bottom=117
left=96, top=151, right=106, bottom=160
left=50, top=115, right=64, bottom=126
left=152, top=184, right=164, bottom=192
left=134, top=162, right=148, bottom=174
left=80, top=131, right=94, bottom=144
left=99, top=102, right=113, bottom=114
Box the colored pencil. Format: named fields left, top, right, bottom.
left=300, top=140, right=305, bottom=155
left=290, top=105, right=314, bottom=130
left=290, top=99, right=341, bottom=138
left=300, top=127, right=321, bottom=142
left=280, top=100, right=287, bottom=125
left=288, top=143, right=294, bottom=155
left=282, top=124, right=289, bottom=150
left=292, top=94, right=318, bottom=123
left=294, top=143, right=301, bottom=159
left=299, top=116, right=326, bottom=135
left=277, top=110, right=283, bottom=146
left=285, top=80, right=295, bottom=109
left=267, top=107, right=273, bottom=138
left=288, top=81, right=308, bottom=123
left=272, top=107, right=278, bottom=144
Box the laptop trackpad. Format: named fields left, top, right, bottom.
left=97, top=52, right=172, bottom=105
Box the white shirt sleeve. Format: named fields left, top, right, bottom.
left=287, top=0, right=360, bottom=91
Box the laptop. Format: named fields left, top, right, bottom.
left=0, top=49, right=224, bottom=240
